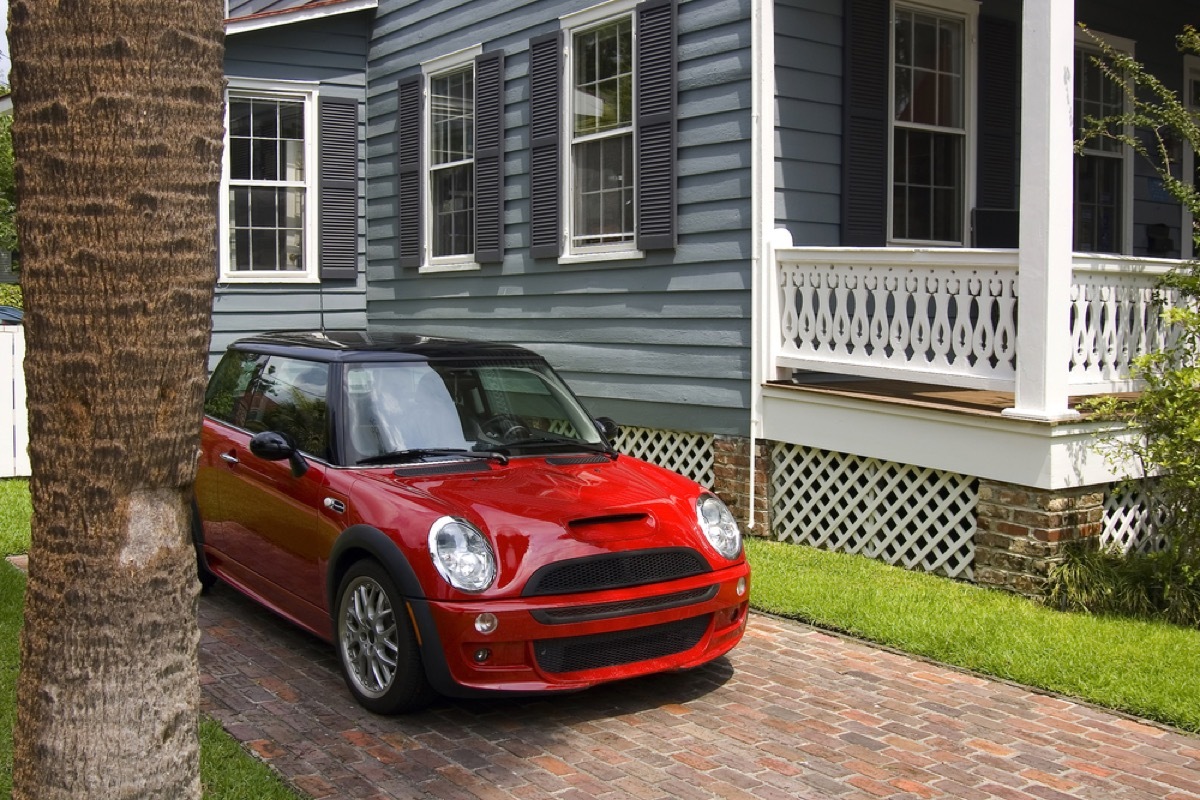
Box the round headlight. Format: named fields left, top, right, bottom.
left=428, top=516, right=496, bottom=593
left=696, top=495, right=742, bottom=560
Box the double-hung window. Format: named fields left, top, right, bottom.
left=426, top=50, right=479, bottom=267
left=528, top=0, right=677, bottom=261
left=220, top=80, right=360, bottom=282
left=223, top=85, right=316, bottom=280
left=570, top=15, right=635, bottom=251
left=398, top=49, right=505, bottom=270
left=1073, top=30, right=1134, bottom=255
left=889, top=0, right=975, bottom=245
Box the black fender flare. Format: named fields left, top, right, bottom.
left=326, top=524, right=424, bottom=612
left=326, top=524, right=486, bottom=698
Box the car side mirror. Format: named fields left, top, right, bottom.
left=595, top=417, right=620, bottom=443
left=249, top=431, right=309, bottom=478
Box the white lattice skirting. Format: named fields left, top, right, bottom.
left=614, top=426, right=715, bottom=488
left=1102, top=484, right=1168, bottom=554
left=771, top=443, right=977, bottom=579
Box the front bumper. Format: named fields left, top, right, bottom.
left=408, top=562, right=751, bottom=696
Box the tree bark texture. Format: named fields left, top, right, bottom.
left=8, top=2, right=225, bottom=798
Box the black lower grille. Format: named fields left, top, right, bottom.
left=531, top=586, right=718, bottom=625
left=523, top=548, right=709, bottom=596
left=533, top=615, right=711, bottom=674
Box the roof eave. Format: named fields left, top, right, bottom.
left=226, top=0, right=377, bottom=36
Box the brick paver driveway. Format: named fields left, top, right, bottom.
left=199, top=586, right=1200, bottom=800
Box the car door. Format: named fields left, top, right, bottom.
left=201, top=354, right=331, bottom=621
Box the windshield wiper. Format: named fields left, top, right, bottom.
left=357, top=448, right=509, bottom=466
left=501, top=435, right=618, bottom=460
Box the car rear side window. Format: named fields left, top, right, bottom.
left=243, top=356, right=331, bottom=459
left=204, top=350, right=265, bottom=426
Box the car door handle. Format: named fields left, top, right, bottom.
left=220, top=452, right=239, bottom=465
left=324, top=498, right=346, bottom=514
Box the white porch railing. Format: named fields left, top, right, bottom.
left=0, top=325, right=29, bottom=478
left=772, top=246, right=1181, bottom=395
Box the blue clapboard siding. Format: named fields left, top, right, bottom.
left=365, top=0, right=754, bottom=435
left=213, top=12, right=371, bottom=364
left=774, top=0, right=841, bottom=245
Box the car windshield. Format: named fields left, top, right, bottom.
left=343, top=360, right=607, bottom=465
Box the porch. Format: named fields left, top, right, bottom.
left=746, top=243, right=1179, bottom=591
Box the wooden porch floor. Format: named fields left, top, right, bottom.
left=766, top=378, right=1122, bottom=419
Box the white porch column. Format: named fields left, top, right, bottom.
left=1004, top=0, right=1080, bottom=422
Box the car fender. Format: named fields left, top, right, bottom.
left=326, top=524, right=425, bottom=611
left=326, top=524, right=484, bottom=697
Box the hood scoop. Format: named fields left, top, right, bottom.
left=568, top=512, right=649, bottom=530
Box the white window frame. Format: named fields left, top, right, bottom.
left=1182, top=55, right=1199, bottom=260
left=1073, top=28, right=1135, bottom=256
left=219, top=79, right=320, bottom=284
left=421, top=45, right=483, bottom=273
left=560, top=0, right=644, bottom=264
left=887, top=0, right=978, bottom=247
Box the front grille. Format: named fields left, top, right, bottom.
left=533, top=615, right=711, bottom=674
left=531, top=586, right=718, bottom=625
left=522, top=548, right=709, bottom=596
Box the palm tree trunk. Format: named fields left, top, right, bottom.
left=8, top=1, right=225, bottom=797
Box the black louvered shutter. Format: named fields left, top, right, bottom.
left=475, top=51, right=506, bottom=264
left=318, top=96, right=360, bottom=280
left=841, top=0, right=889, bottom=246
left=636, top=0, right=677, bottom=251
left=975, top=15, right=1019, bottom=247
left=529, top=32, right=562, bottom=259
left=397, top=76, right=422, bottom=268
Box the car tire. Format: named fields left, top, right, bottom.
left=191, top=503, right=218, bottom=593
left=335, top=560, right=435, bottom=714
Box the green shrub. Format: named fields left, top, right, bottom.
left=1048, top=541, right=1200, bottom=627
left=0, top=284, right=19, bottom=309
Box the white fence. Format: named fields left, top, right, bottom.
left=773, top=247, right=1180, bottom=395
left=0, top=326, right=29, bottom=478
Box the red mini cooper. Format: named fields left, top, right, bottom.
left=195, top=331, right=750, bottom=713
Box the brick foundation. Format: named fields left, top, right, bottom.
left=711, top=436, right=772, bottom=537
left=973, top=480, right=1106, bottom=597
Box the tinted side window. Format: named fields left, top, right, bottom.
left=244, top=356, right=330, bottom=459
left=204, top=351, right=265, bottom=426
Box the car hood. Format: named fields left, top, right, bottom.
left=354, top=455, right=722, bottom=595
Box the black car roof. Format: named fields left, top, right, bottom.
left=227, top=330, right=545, bottom=364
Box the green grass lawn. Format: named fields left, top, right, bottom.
left=0, top=481, right=30, bottom=558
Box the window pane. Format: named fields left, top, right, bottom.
left=574, top=18, right=633, bottom=136
left=230, top=187, right=305, bottom=271
left=283, top=140, right=305, bottom=182
left=232, top=186, right=250, bottom=227
left=572, top=133, right=633, bottom=247
left=230, top=137, right=251, bottom=181
left=254, top=139, right=279, bottom=181
left=431, top=163, right=474, bottom=257
left=229, top=101, right=252, bottom=137
left=431, top=67, right=474, bottom=166
left=893, top=128, right=962, bottom=242
left=1074, top=154, right=1122, bottom=252
left=250, top=187, right=278, bottom=227
left=252, top=101, right=278, bottom=137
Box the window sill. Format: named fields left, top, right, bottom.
left=419, top=260, right=482, bottom=274
left=558, top=249, right=644, bottom=266
left=217, top=273, right=320, bottom=285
